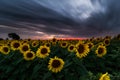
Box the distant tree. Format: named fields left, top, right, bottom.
left=117, top=34, right=120, bottom=39
left=6, top=38, right=9, bottom=40
left=8, top=33, right=20, bottom=40
left=0, top=38, right=3, bottom=40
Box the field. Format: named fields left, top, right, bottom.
left=0, top=35, right=120, bottom=80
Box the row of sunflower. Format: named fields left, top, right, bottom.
left=0, top=36, right=119, bottom=80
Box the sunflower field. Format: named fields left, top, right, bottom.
left=0, top=34, right=120, bottom=80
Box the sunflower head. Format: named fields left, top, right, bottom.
left=0, top=45, right=10, bottom=55
left=48, top=56, right=64, bottom=73
left=95, top=45, right=107, bottom=57
left=22, top=40, right=29, bottom=44
left=75, top=43, right=89, bottom=58
left=23, top=51, right=36, bottom=61
left=36, top=46, right=50, bottom=58
left=105, top=36, right=111, bottom=39
left=99, top=72, right=110, bottom=80
left=68, top=44, right=75, bottom=52
left=60, top=41, right=68, bottom=48
left=51, top=38, right=58, bottom=46
left=11, top=40, right=21, bottom=50
left=27, top=38, right=31, bottom=42
left=20, top=43, right=30, bottom=53
left=31, top=40, right=39, bottom=47
left=45, top=42, right=51, bottom=47
left=87, top=42, right=94, bottom=49
left=96, top=37, right=102, bottom=42
left=77, top=40, right=84, bottom=44
left=52, top=37, right=57, bottom=43
left=89, top=37, right=94, bottom=42
left=104, top=39, right=110, bottom=46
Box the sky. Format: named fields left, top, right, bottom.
left=0, top=0, right=120, bottom=39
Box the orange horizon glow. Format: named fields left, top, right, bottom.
left=29, top=35, right=88, bottom=40
left=56, top=37, right=87, bottom=40
left=30, top=36, right=87, bottom=40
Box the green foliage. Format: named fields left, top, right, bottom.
left=0, top=38, right=120, bottom=80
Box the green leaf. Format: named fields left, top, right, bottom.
left=31, top=63, right=43, bottom=78
left=64, top=60, right=72, bottom=68
left=64, top=70, right=78, bottom=80
left=12, top=58, right=23, bottom=65
left=43, top=71, right=52, bottom=80
left=79, top=76, right=89, bottom=80
left=5, top=66, right=14, bottom=73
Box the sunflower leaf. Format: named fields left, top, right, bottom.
left=64, top=60, right=72, bottom=68
left=32, top=63, right=43, bottom=74
left=43, top=71, right=52, bottom=80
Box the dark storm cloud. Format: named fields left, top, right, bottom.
left=84, top=0, right=120, bottom=36
left=0, top=0, right=120, bottom=39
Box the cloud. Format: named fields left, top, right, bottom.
left=0, top=0, right=120, bottom=39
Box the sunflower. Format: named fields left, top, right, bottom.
left=52, top=37, right=57, bottom=43
left=89, top=37, right=94, bottom=42
left=117, top=34, right=120, bottom=40
left=87, top=42, right=94, bottom=49
left=36, top=45, right=50, bottom=58
left=27, top=38, right=31, bottom=42
left=48, top=56, right=64, bottom=73
left=23, top=51, right=36, bottom=61
left=96, top=37, right=102, bottom=42
left=103, top=39, right=110, bottom=46
left=6, top=40, right=11, bottom=46
left=20, top=43, right=30, bottom=54
left=98, top=42, right=104, bottom=46
left=10, top=40, right=21, bottom=51
left=51, top=37, right=57, bottom=46
left=95, top=45, right=107, bottom=57
left=0, top=45, right=10, bottom=55
left=21, top=40, right=29, bottom=44
left=0, top=44, right=3, bottom=47
left=45, top=42, right=51, bottom=47
left=60, top=41, right=68, bottom=48
left=75, top=43, right=90, bottom=58
left=68, top=44, right=75, bottom=52
left=105, top=36, right=111, bottom=39
left=31, top=40, right=39, bottom=48
left=77, top=40, right=84, bottom=44
left=99, top=72, right=110, bottom=80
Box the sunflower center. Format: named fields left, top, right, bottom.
left=28, top=39, right=31, bottom=41
left=27, top=52, right=33, bottom=58
left=90, top=38, right=93, bottom=41
left=13, top=43, right=20, bottom=48
left=23, top=41, right=27, bottom=43
left=97, top=38, right=100, bottom=41
left=3, top=47, right=9, bottom=52
left=98, top=48, right=104, bottom=54
left=52, top=60, right=61, bottom=68
left=41, top=48, right=48, bottom=54
left=52, top=39, right=56, bottom=42
left=22, top=46, right=29, bottom=51
left=70, top=46, right=74, bottom=50
left=46, top=44, right=50, bottom=47
left=88, top=44, right=92, bottom=49
left=62, top=43, right=66, bottom=46
left=33, top=43, right=36, bottom=46
left=105, top=40, right=109, bottom=44
left=77, top=44, right=85, bottom=54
